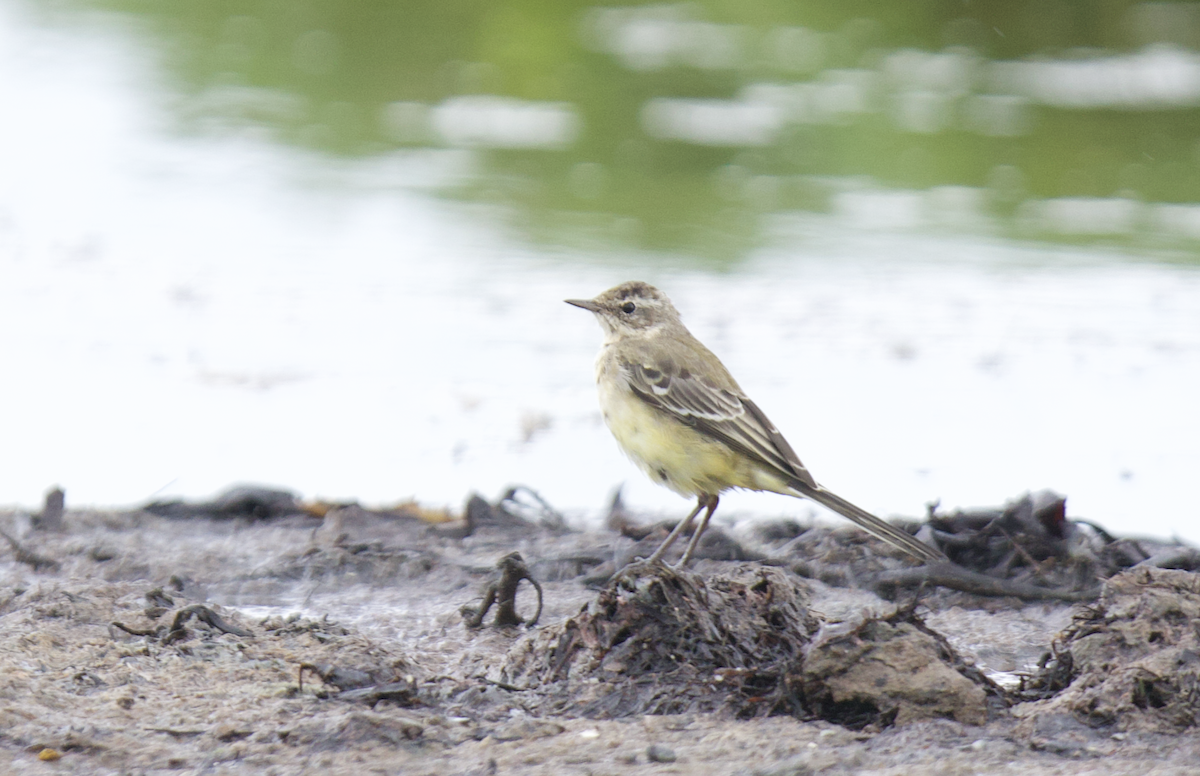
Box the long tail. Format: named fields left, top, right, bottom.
left=790, top=483, right=944, bottom=563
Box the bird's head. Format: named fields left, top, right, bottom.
left=565, top=281, right=681, bottom=340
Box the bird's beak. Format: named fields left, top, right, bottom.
left=565, top=298, right=601, bottom=313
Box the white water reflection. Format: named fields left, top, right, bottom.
left=588, top=5, right=1200, bottom=144
left=1, top=4, right=1198, bottom=547
left=642, top=95, right=785, bottom=146
left=637, top=42, right=1200, bottom=143
left=430, top=97, right=581, bottom=149
left=994, top=45, right=1200, bottom=109
left=582, top=5, right=752, bottom=72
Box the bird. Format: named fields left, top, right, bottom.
left=566, top=280, right=944, bottom=567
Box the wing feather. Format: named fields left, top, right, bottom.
left=619, top=356, right=943, bottom=563
left=621, top=359, right=815, bottom=488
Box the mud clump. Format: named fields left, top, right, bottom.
left=1017, top=567, right=1200, bottom=735
left=499, top=563, right=1000, bottom=728
left=500, top=564, right=819, bottom=718
left=801, top=610, right=1002, bottom=729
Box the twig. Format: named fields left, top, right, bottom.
left=0, top=529, right=58, bottom=570
left=1134, top=547, right=1200, bottom=571
left=462, top=552, right=544, bottom=628
left=110, top=621, right=161, bottom=637
left=873, top=562, right=1099, bottom=602
left=163, top=605, right=252, bottom=644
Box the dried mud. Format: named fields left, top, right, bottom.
left=500, top=565, right=820, bottom=719
left=1016, top=567, right=1200, bottom=737
left=1, top=499, right=1199, bottom=775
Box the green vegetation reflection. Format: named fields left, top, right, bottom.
left=64, top=0, right=1200, bottom=258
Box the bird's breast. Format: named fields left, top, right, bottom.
left=595, top=356, right=755, bottom=498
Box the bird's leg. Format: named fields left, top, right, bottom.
left=644, top=498, right=706, bottom=565
left=675, top=494, right=719, bottom=568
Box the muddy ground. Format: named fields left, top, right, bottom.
left=1, top=492, right=1199, bottom=775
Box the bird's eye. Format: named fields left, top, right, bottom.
left=621, top=302, right=636, bottom=314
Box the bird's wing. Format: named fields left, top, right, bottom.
left=621, top=355, right=944, bottom=563
left=621, top=358, right=817, bottom=488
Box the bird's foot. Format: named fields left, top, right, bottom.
left=611, top=556, right=666, bottom=586
left=672, top=544, right=700, bottom=569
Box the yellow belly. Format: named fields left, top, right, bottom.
left=596, top=369, right=788, bottom=498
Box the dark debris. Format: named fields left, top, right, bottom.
left=461, top=552, right=544, bottom=628
left=142, top=485, right=306, bottom=520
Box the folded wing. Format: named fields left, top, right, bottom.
left=621, top=359, right=816, bottom=489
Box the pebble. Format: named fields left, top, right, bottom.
left=213, top=722, right=252, bottom=742
left=646, top=743, right=676, bottom=763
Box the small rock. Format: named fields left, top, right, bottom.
left=336, top=711, right=423, bottom=744
left=212, top=722, right=252, bottom=742
left=646, top=744, right=676, bottom=763
left=37, top=487, right=65, bottom=532
left=89, top=545, right=117, bottom=562
left=38, top=748, right=61, bottom=762
left=490, top=719, right=564, bottom=742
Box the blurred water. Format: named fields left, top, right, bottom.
left=1, top=2, right=1198, bottom=544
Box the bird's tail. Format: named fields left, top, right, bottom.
left=790, top=483, right=944, bottom=563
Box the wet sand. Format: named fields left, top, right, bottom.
left=1, top=502, right=1198, bottom=775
